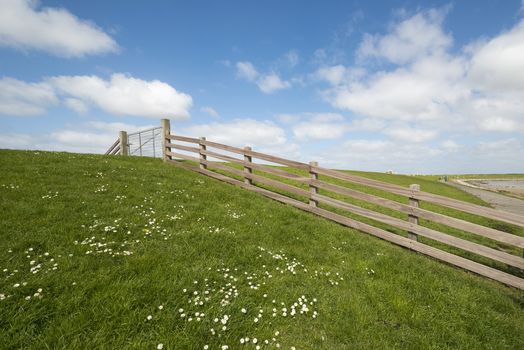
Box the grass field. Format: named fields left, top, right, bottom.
left=1, top=149, right=523, bottom=349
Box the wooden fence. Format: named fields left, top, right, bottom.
left=111, top=119, right=524, bottom=289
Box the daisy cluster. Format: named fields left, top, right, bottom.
left=94, top=184, right=108, bottom=193
left=146, top=244, right=334, bottom=349
left=225, top=203, right=245, bottom=219
left=0, top=247, right=61, bottom=302
left=1, top=183, right=19, bottom=190
left=257, top=247, right=344, bottom=286
left=41, top=191, right=59, bottom=199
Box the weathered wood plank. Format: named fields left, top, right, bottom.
left=247, top=173, right=310, bottom=198
left=245, top=149, right=310, bottom=170
left=204, top=160, right=245, bottom=178
left=201, top=139, right=245, bottom=155
left=166, top=143, right=200, bottom=154
left=248, top=162, right=309, bottom=182
left=314, top=194, right=524, bottom=269
left=165, top=151, right=200, bottom=163
left=105, top=139, right=119, bottom=155
left=201, top=149, right=244, bottom=165
left=169, top=134, right=200, bottom=143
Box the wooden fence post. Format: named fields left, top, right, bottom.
left=408, top=184, right=420, bottom=241
left=161, top=118, right=171, bottom=162
left=244, top=146, right=253, bottom=185
left=199, top=137, right=207, bottom=170
left=309, top=161, right=318, bottom=207
left=119, top=131, right=128, bottom=156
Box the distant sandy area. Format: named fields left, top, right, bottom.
left=449, top=179, right=524, bottom=215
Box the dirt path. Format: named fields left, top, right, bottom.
left=447, top=182, right=524, bottom=216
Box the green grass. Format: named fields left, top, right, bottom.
left=1, top=149, right=523, bottom=350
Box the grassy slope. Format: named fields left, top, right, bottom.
left=0, top=150, right=523, bottom=350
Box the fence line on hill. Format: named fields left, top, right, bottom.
left=107, top=119, right=524, bottom=290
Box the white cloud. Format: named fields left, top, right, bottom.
left=314, top=65, right=347, bottom=85
left=313, top=137, right=524, bottom=174
left=200, top=106, right=219, bottom=118
left=63, top=98, right=88, bottom=114
left=0, top=132, right=34, bottom=149
left=181, top=119, right=286, bottom=148
left=285, top=50, right=299, bottom=67
left=256, top=73, right=291, bottom=94
left=236, top=61, right=291, bottom=94
left=293, top=122, right=347, bottom=141
left=315, top=139, right=442, bottom=173
left=320, top=8, right=524, bottom=139
left=48, top=73, right=192, bottom=119
left=0, top=0, right=118, bottom=57
left=236, top=61, right=259, bottom=81
left=468, top=20, right=524, bottom=93
left=357, top=8, right=451, bottom=64
left=0, top=77, right=57, bottom=116
left=384, top=127, right=438, bottom=143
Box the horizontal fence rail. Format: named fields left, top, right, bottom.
left=110, top=119, right=524, bottom=290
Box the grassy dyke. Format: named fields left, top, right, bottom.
left=0, top=149, right=523, bottom=350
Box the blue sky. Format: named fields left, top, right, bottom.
left=1, top=0, right=524, bottom=174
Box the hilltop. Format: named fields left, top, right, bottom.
left=0, top=150, right=523, bottom=349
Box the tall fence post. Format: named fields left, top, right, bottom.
left=408, top=184, right=420, bottom=241
left=161, top=119, right=171, bottom=162
left=119, top=131, right=128, bottom=156
left=309, top=161, right=318, bottom=207
left=199, top=137, right=207, bottom=170
left=244, top=146, right=253, bottom=185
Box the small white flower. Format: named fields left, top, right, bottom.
left=146, top=315, right=153, bottom=321
left=158, top=305, right=163, bottom=310
left=203, top=346, right=209, bottom=350
left=241, top=308, right=247, bottom=314
left=157, top=344, right=163, bottom=350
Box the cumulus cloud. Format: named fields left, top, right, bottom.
left=0, top=77, right=57, bottom=116
left=0, top=0, right=118, bottom=57
left=48, top=73, right=192, bottom=119
left=0, top=74, right=192, bottom=119
left=256, top=73, right=291, bottom=94
left=320, top=7, right=524, bottom=137
left=200, top=106, right=219, bottom=118
left=357, top=8, right=452, bottom=64
left=384, top=127, right=438, bottom=143
left=236, top=61, right=291, bottom=94
left=468, top=20, right=524, bottom=93
left=181, top=119, right=286, bottom=147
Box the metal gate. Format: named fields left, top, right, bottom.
left=127, top=127, right=163, bottom=158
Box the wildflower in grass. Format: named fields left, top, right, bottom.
left=13, top=283, right=20, bottom=288
left=203, top=346, right=209, bottom=350
left=147, top=315, right=153, bottom=321
left=221, top=346, right=229, bottom=350
left=241, top=308, right=247, bottom=314
left=157, top=344, right=164, bottom=350
left=252, top=338, right=257, bottom=344
left=158, top=305, right=164, bottom=310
